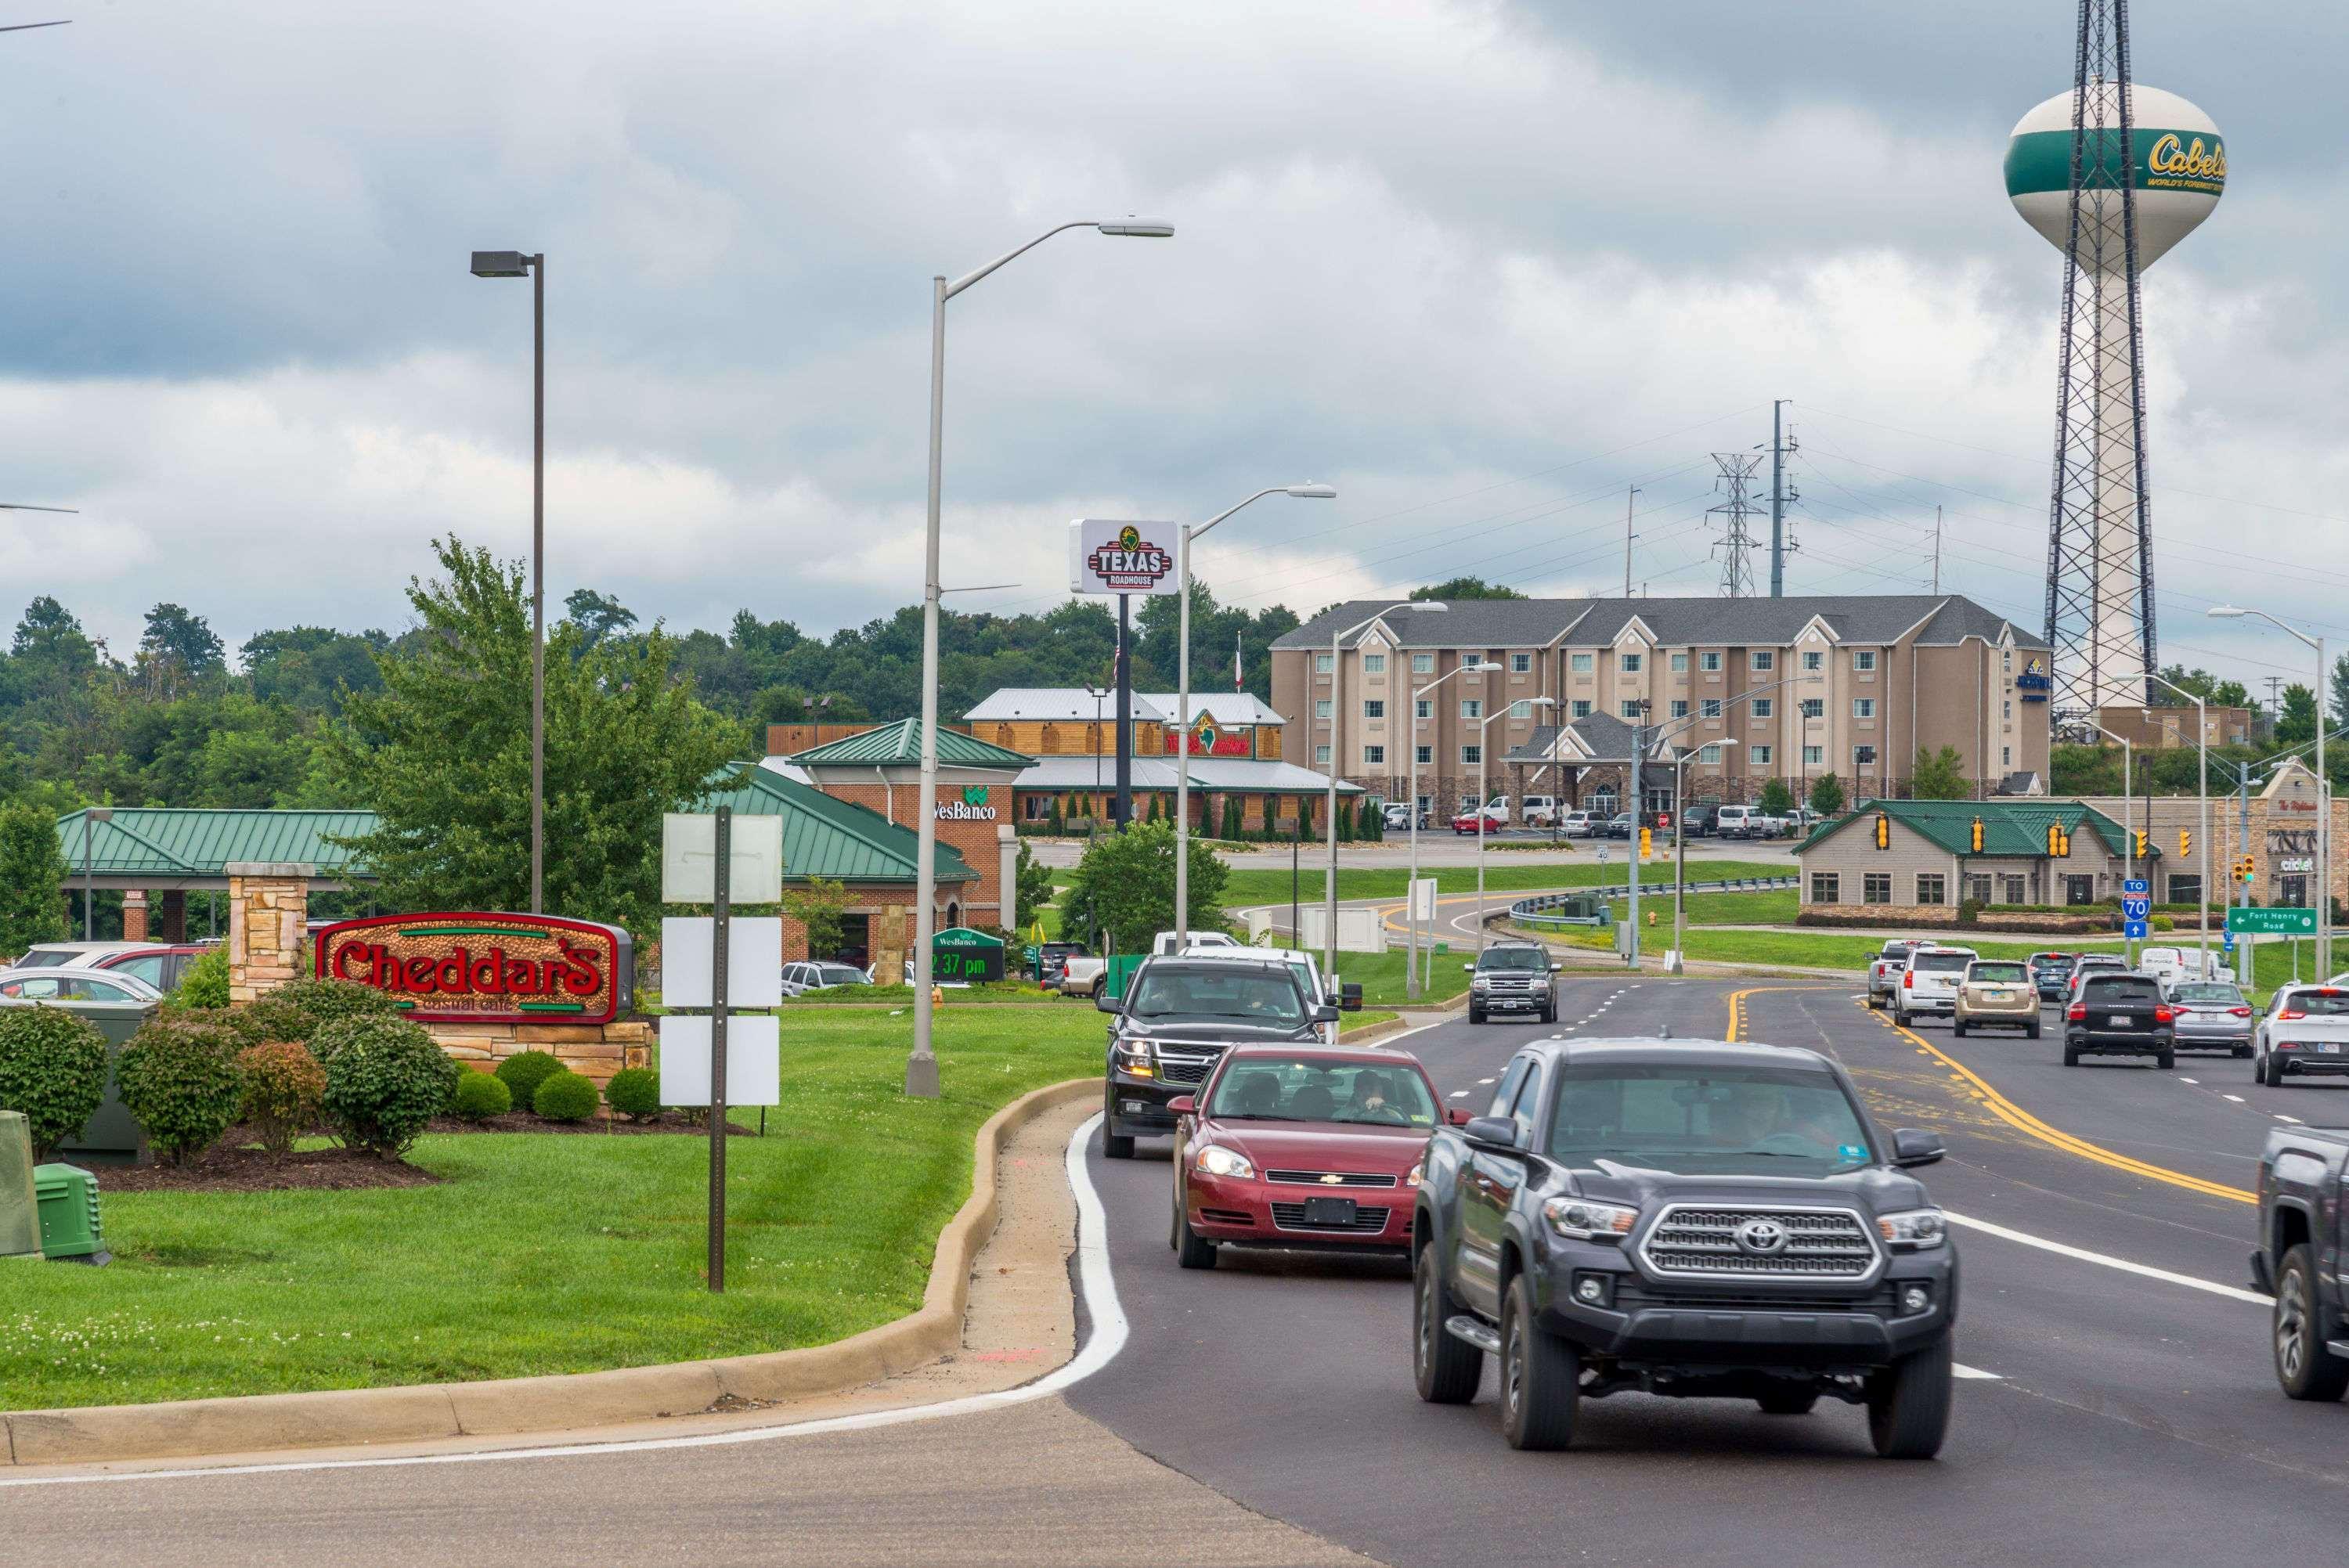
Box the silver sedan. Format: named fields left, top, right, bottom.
left=2164, top=981, right=2252, bottom=1057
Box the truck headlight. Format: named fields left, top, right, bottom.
left=1878, top=1208, right=1947, bottom=1249
left=1543, top=1197, right=1637, bottom=1241
left=1113, top=1040, right=1154, bottom=1078
left=1193, top=1144, right=1254, bottom=1180
left=1470, top=977, right=1490, bottom=990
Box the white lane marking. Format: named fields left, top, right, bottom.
left=1478, top=1077, right=1495, bottom=1085
left=1947, top=1212, right=2270, bottom=1305
left=0, top=1115, right=1134, bottom=1490
left=2275, top=1114, right=2303, bottom=1123
left=1448, top=1090, right=1468, bottom=1099
left=2178, top=1077, right=2198, bottom=1084
left=2221, top=1094, right=2245, bottom=1104
left=1952, top=1365, right=2003, bottom=1380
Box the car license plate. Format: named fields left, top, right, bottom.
left=2319, top=1043, right=2342, bottom=1055
left=1986, top=990, right=2012, bottom=1001
left=2108, top=1015, right=2132, bottom=1027
left=1304, top=1196, right=1359, bottom=1227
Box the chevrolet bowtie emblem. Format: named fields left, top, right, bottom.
left=1320, top=1173, right=1344, bottom=1185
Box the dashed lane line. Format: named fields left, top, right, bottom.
left=1947, top=1211, right=2270, bottom=1305
left=1952, top=1365, right=2004, bottom=1380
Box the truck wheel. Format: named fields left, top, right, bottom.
left=1893, top=1008, right=1910, bottom=1029
left=2273, top=1243, right=2349, bottom=1401
left=1756, top=1388, right=1818, bottom=1415
left=2156, top=1049, right=2176, bottom=1070
left=2062, top=1046, right=2079, bottom=1067
left=1499, top=1274, right=1579, bottom=1451
left=1102, top=1093, right=1135, bottom=1160
left=1866, top=1334, right=1953, bottom=1459
left=1542, top=1001, right=1558, bottom=1025
left=1413, top=1241, right=1481, bottom=1405
left=1468, top=1005, right=1484, bottom=1026
left=1864, top=993, right=1881, bottom=1011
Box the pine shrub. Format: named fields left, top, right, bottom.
left=237, top=1040, right=327, bottom=1155
left=532, top=1069, right=601, bottom=1123
left=495, top=1049, right=565, bottom=1107
left=319, top=1015, right=460, bottom=1157
left=0, top=1005, right=110, bottom=1158
left=117, top=1016, right=249, bottom=1166
left=603, top=1065, right=662, bottom=1122
left=450, top=1068, right=512, bottom=1122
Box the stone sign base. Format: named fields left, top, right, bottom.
left=419, top=1018, right=655, bottom=1103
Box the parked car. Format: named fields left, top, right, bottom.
left=1452, top=806, right=1506, bottom=835
left=1412, top=1037, right=1956, bottom=1455
left=2252, top=984, right=2349, bottom=1087
left=1035, top=941, right=1089, bottom=988
left=0, top=966, right=163, bottom=1004
left=1520, top=795, right=1560, bottom=828
left=2164, top=980, right=2253, bottom=1057
left=13, top=940, right=156, bottom=969
left=2062, top=971, right=2174, bottom=1069
left=1600, top=813, right=1636, bottom=840
left=1466, top=942, right=1562, bottom=1025
left=1866, top=939, right=1925, bottom=1011
left=1713, top=804, right=1784, bottom=840
left=1098, top=953, right=1338, bottom=1159
left=1892, top=945, right=1978, bottom=1028
left=1679, top=804, right=1722, bottom=838
left=1952, top=958, right=2040, bottom=1039
left=1555, top=810, right=1600, bottom=838
left=2027, top=950, right=2077, bottom=1002
left=2251, top=1125, right=2349, bottom=1400
left=1057, top=953, right=1108, bottom=997
left=1167, top=1044, right=1460, bottom=1267
left=1382, top=802, right=1415, bottom=831
left=781, top=961, right=869, bottom=997
left=13, top=940, right=216, bottom=992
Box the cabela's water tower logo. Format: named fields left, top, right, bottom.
left=1084, top=524, right=1174, bottom=591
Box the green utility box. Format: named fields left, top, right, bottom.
left=1103, top=953, right=1147, bottom=1001
left=0, top=1110, right=38, bottom=1261
left=45, top=995, right=161, bottom=1166
left=34, top=1163, right=108, bottom=1265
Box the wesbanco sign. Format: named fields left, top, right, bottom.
left=315, top=912, right=635, bottom=1026
left=936, top=784, right=998, bottom=822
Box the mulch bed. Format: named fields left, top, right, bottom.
left=421, top=1110, right=761, bottom=1137
left=101, top=1144, right=439, bottom=1195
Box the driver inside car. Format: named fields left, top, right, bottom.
left=1341, top=1070, right=1394, bottom=1120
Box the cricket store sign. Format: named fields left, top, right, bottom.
left=1068, top=518, right=1181, bottom=597
left=936, top=784, right=998, bottom=821
left=315, top=912, right=635, bottom=1026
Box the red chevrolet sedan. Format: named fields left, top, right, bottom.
left=1168, top=1044, right=1466, bottom=1268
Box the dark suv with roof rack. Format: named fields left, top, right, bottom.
left=1097, top=953, right=1337, bottom=1159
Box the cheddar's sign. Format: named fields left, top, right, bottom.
left=314, top=912, right=635, bottom=1026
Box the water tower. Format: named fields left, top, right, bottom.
left=2004, top=0, right=2224, bottom=726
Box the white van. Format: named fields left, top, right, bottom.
left=1521, top=795, right=1560, bottom=827
left=1151, top=929, right=1242, bottom=957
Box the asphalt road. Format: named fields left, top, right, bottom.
left=1070, top=979, right=2344, bottom=1566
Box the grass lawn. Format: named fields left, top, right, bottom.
left=1221, top=858, right=1786, bottom=910
left=1251, top=942, right=1471, bottom=1008
left=788, top=982, right=1082, bottom=1007
left=1676, top=889, right=1799, bottom=925
left=1675, top=928, right=2124, bottom=971
left=1340, top=1010, right=1402, bottom=1036
left=2, top=1011, right=1105, bottom=1412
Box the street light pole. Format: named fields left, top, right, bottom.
left=904, top=218, right=1171, bottom=1099
left=1175, top=485, right=1333, bottom=947
left=2116, top=666, right=2210, bottom=979
left=1407, top=660, right=1497, bottom=997
left=1322, top=602, right=1446, bottom=977
left=2087, top=719, right=2135, bottom=965
left=81, top=806, right=110, bottom=941
left=1475, top=698, right=1553, bottom=951
left=2212, top=607, right=2331, bottom=976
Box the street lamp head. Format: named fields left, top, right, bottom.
left=1284, top=484, right=1337, bottom=499
left=86, top=806, right=112, bottom=823
left=1528, top=697, right=1556, bottom=708
left=2205, top=605, right=2246, bottom=618
left=1096, top=220, right=1174, bottom=238
left=1409, top=602, right=1448, bottom=613
left=470, top=251, right=534, bottom=278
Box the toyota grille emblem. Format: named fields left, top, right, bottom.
left=1734, top=1218, right=1789, bottom=1256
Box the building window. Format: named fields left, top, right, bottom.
left=1460, top=744, right=1481, bottom=766
left=2002, top=699, right=2012, bottom=719
left=2168, top=874, right=2201, bottom=905
left=1853, top=698, right=1876, bottom=719
left=1507, top=700, right=1532, bottom=719
left=1315, top=745, right=1330, bottom=765
left=2001, top=745, right=2011, bottom=766
left=1853, top=650, right=1877, bottom=672
left=1023, top=794, right=1049, bottom=820
left=1752, top=698, right=1773, bottom=719
left=1363, top=699, right=1385, bottom=719
left=1570, top=653, right=1593, bottom=674
left=1571, top=699, right=1593, bottom=718
left=1800, top=697, right=1823, bottom=719
left=1413, top=652, right=1434, bottom=673
left=1415, top=745, right=1432, bottom=765
left=1752, top=651, right=1775, bottom=672
left=1621, top=652, right=1643, bottom=673
left=1854, top=744, right=1878, bottom=768
left=1315, top=654, right=1333, bottom=674
left=2000, top=874, right=2028, bottom=904
left=1802, top=650, right=1823, bottom=671
left=1750, top=744, right=1773, bottom=766
left=1510, top=652, right=1532, bottom=673
left=1810, top=873, right=1840, bottom=904
left=2002, top=650, right=2012, bottom=672
left=1671, top=652, right=1690, bottom=672
left=1363, top=654, right=1385, bottom=675
left=1697, top=744, right=1723, bottom=764
left=1802, top=745, right=1824, bottom=766
left=1963, top=874, right=1990, bottom=904
left=1700, top=651, right=1723, bottom=672
left=1863, top=872, right=1892, bottom=904
left=1414, top=698, right=1431, bottom=719
left=1701, top=699, right=1723, bottom=719
left=1363, top=744, right=1385, bottom=766
left=1621, top=701, right=1643, bottom=719
left=1315, top=700, right=1332, bottom=719
left=1916, top=874, right=1946, bottom=905
left=1670, top=699, right=1689, bottom=718
left=1460, top=698, right=1482, bottom=719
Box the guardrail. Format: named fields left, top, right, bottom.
left=1508, top=875, right=1798, bottom=929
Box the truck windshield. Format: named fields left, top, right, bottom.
left=1206, top=1058, right=1437, bottom=1127
left=1546, top=1065, right=1873, bottom=1176
left=1126, top=968, right=1305, bottom=1026
left=1476, top=949, right=1549, bottom=973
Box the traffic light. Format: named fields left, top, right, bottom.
left=1639, top=826, right=1652, bottom=860
left=2134, top=829, right=2149, bottom=860
left=1969, top=816, right=1983, bottom=854
left=2061, top=828, right=2073, bottom=857
left=2178, top=828, right=2192, bottom=859
left=2045, top=821, right=2061, bottom=858
left=1875, top=812, right=1891, bottom=851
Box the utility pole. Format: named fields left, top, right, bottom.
left=1768, top=398, right=1799, bottom=597
left=1623, top=486, right=1639, bottom=599
left=1932, top=506, right=1943, bottom=594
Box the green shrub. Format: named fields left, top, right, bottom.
left=237, top=1040, right=327, bottom=1155
left=532, top=1069, right=601, bottom=1123
left=450, top=1069, right=512, bottom=1122
left=174, top=945, right=232, bottom=1009
left=603, top=1065, right=661, bottom=1122
left=0, top=1006, right=110, bottom=1159
left=495, top=1049, right=565, bottom=1107
left=318, top=1015, right=460, bottom=1157
left=265, top=978, right=406, bottom=1059
left=117, top=1017, right=249, bottom=1166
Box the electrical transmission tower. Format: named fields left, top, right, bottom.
left=1707, top=453, right=1766, bottom=598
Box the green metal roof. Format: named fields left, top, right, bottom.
left=693, top=765, right=975, bottom=885
left=787, top=719, right=1031, bottom=771
left=54, top=808, right=381, bottom=883
left=1802, top=798, right=2144, bottom=860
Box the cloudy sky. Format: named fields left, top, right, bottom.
left=3, top=0, right=2343, bottom=690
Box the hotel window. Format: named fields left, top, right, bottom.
left=1802, top=744, right=1824, bottom=765
left=1670, top=652, right=1689, bottom=672
left=1314, top=700, right=1331, bottom=719
left=1363, top=744, right=1385, bottom=765
left=1510, top=700, right=1533, bottom=719
left=1315, top=654, right=1333, bottom=673
left=1669, top=699, right=1688, bottom=718
left=1810, top=873, right=1840, bottom=904
left=1571, top=700, right=1592, bottom=718
left=1697, top=744, right=1723, bottom=764
left=1362, top=654, right=1385, bottom=674
left=1750, top=745, right=1773, bottom=766
left=1752, top=697, right=1773, bottom=719
left=1701, top=699, right=1723, bottom=719
left=1800, top=698, right=1823, bottom=719
left=1700, top=651, right=1722, bottom=672
left=1414, top=699, right=1431, bottom=719
left=1621, top=652, right=1643, bottom=672
left=1362, top=699, right=1385, bottom=719
left=1752, top=651, right=1775, bottom=672
left=1853, top=698, right=1876, bottom=719
left=2002, top=745, right=2012, bottom=766
left=1802, top=650, right=1823, bottom=672
left=1916, top=874, right=1946, bottom=905
left=1853, top=744, right=1878, bottom=768
left=1415, top=745, right=1432, bottom=765
left=1863, top=873, right=1893, bottom=904
left=1853, top=650, right=1877, bottom=672
left=1621, top=701, right=1643, bottom=719
left=1570, top=653, right=1594, bottom=674
left=1460, top=698, right=1482, bottom=719
left=1510, top=652, right=1532, bottom=673
left=2002, top=699, right=2012, bottom=719
left=1413, top=652, right=1434, bottom=673
left=2002, top=650, right=2012, bottom=672
left=1460, top=744, right=1481, bottom=766
left=1315, top=745, right=1330, bottom=764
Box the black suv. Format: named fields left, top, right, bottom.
left=2062, top=971, right=2174, bottom=1069
left=1680, top=805, right=1721, bottom=838
left=1098, top=955, right=1335, bottom=1158
left=1413, top=1038, right=1958, bottom=1456
left=1467, top=943, right=1561, bottom=1025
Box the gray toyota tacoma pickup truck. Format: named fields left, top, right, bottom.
left=2253, top=1123, right=2349, bottom=1401
left=1413, top=1037, right=1958, bottom=1455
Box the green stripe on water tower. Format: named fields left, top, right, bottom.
left=2004, top=128, right=2226, bottom=198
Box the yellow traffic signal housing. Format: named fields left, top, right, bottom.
left=2178, top=828, right=2192, bottom=859
left=1969, top=816, right=1984, bottom=853
left=2044, top=821, right=2061, bottom=857
left=1638, top=826, right=1652, bottom=860
left=2134, top=829, right=2149, bottom=859
left=1875, top=812, right=1891, bottom=851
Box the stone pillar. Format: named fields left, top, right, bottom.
left=874, top=904, right=909, bottom=988
left=157, top=889, right=187, bottom=943
left=998, top=824, right=1018, bottom=935
left=121, top=890, right=149, bottom=943
left=226, top=861, right=312, bottom=1005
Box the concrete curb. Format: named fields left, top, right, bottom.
left=2, top=1076, right=1099, bottom=1469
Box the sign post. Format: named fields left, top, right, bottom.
left=2121, top=878, right=2149, bottom=954
left=709, top=808, right=730, bottom=1293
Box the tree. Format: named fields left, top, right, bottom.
left=2277, top=683, right=2318, bottom=746
left=1757, top=778, right=1794, bottom=816
left=565, top=589, right=639, bottom=651
left=1060, top=821, right=1229, bottom=953
left=0, top=801, right=68, bottom=959
left=241, top=625, right=388, bottom=714
left=331, top=538, right=738, bottom=939
left=1806, top=772, right=1846, bottom=817
left=1012, top=842, right=1054, bottom=930
left=1412, top=577, right=1524, bottom=601
left=782, top=876, right=850, bottom=958
left=138, top=604, right=226, bottom=691
left=2329, top=650, right=2349, bottom=736
left=1910, top=745, right=1971, bottom=800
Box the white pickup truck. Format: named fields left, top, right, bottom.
left=1893, top=944, right=1979, bottom=1028
left=1865, top=938, right=1923, bottom=1009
